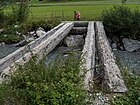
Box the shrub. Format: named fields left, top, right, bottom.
left=0, top=54, right=87, bottom=105
left=102, top=5, right=140, bottom=39
left=0, top=25, right=23, bottom=43
left=0, top=10, right=8, bottom=28
left=46, top=16, right=62, bottom=28
left=10, top=1, right=30, bottom=24
left=20, top=18, right=52, bottom=34
left=20, top=16, right=61, bottom=34
left=0, top=34, right=22, bottom=44
left=111, top=70, right=140, bottom=105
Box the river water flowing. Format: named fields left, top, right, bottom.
left=114, top=50, right=140, bottom=75
left=0, top=44, right=20, bottom=59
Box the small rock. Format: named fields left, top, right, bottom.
left=122, top=38, right=140, bottom=52
left=27, top=37, right=35, bottom=42
left=29, top=31, right=35, bottom=35
left=111, top=43, right=117, bottom=50
left=92, top=93, right=110, bottom=105
left=64, top=35, right=84, bottom=48
left=119, top=46, right=125, bottom=51
left=16, top=31, right=21, bottom=35
left=117, top=42, right=125, bottom=50
left=0, top=29, right=4, bottom=34
left=4, top=35, right=7, bottom=37
left=14, top=25, right=19, bottom=28
left=22, top=35, right=27, bottom=39
left=36, top=27, right=47, bottom=37
left=1, top=42, right=5, bottom=45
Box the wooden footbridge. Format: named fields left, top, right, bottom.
left=0, top=21, right=127, bottom=93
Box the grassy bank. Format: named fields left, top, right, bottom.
left=29, top=4, right=140, bottom=20
left=4, top=0, right=140, bottom=21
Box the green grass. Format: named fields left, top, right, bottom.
left=4, top=0, right=140, bottom=20
left=111, top=70, right=140, bottom=105
left=29, top=4, right=140, bottom=20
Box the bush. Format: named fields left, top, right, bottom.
left=0, top=34, right=22, bottom=44
left=46, top=16, right=62, bottom=28
left=20, top=18, right=52, bottom=33
left=102, top=5, right=140, bottom=39
left=10, top=1, right=30, bottom=24
left=20, top=16, right=61, bottom=34
left=0, top=54, right=87, bottom=105
left=0, top=25, right=23, bottom=43
left=0, top=10, right=8, bottom=28
left=111, top=70, right=140, bottom=105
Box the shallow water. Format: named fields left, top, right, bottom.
left=45, top=46, right=82, bottom=64
left=114, top=50, right=140, bottom=75
left=0, top=44, right=19, bottom=59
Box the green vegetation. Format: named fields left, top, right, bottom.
left=0, top=0, right=30, bottom=43
left=112, top=70, right=140, bottom=105
left=11, top=1, right=30, bottom=23
left=102, top=5, right=140, bottom=39
left=0, top=54, right=87, bottom=105
left=0, top=34, right=22, bottom=44
left=29, top=4, right=140, bottom=20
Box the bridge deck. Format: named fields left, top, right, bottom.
left=0, top=21, right=127, bottom=93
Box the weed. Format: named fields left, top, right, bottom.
left=0, top=54, right=87, bottom=105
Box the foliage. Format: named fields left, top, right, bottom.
left=10, top=0, right=30, bottom=24
left=102, top=5, right=140, bottom=39
left=0, top=25, right=23, bottom=43
left=0, top=0, right=11, bottom=10
left=0, top=54, right=87, bottom=105
left=111, top=70, right=140, bottom=105
left=0, top=10, right=7, bottom=28
left=20, top=19, right=51, bottom=34
left=46, top=16, right=62, bottom=28
left=0, top=34, right=22, bottom=43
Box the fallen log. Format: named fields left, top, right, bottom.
left=96, top=21, right=127, bottom=92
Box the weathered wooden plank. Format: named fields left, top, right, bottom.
left=80, top=22, right=95, bottom=91
left=0, top=22, right=74, bottom=81
left=96, top=21, right=127, bottom=92
left=0, top=23, right=65, bottom=72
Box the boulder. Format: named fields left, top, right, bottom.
left=122, top=38, right=140, bottom=52
left=64, top=35, right=84, bottom=48
left=36, top=27, right=47, bottom=37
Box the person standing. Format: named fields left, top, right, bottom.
left=76, top=11, right=80, bottom=20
